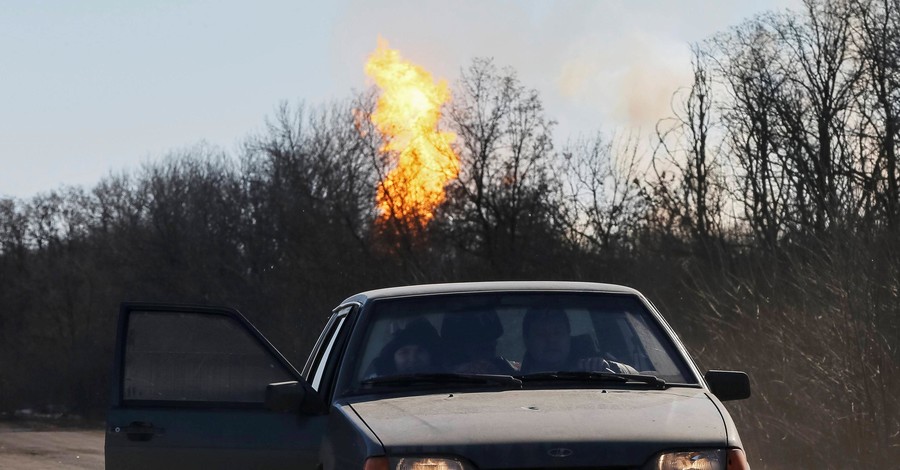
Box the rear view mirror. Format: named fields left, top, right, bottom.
left=704, top=370, right=751, bottom=401
left=266, top=381, right=325, bottom=414
left=266, top=381, right=305, bottom=412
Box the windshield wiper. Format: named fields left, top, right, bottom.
left=517, top=371, right=668, bottom=389
left=360, top=373, right=523, bottom=389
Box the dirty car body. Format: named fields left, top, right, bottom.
left=105, top=281, right=751, bottom=469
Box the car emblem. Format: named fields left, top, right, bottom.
left=548, top=448, right=574, bottom=458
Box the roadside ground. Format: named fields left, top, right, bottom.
left=0, top=420, right=104, bottom=470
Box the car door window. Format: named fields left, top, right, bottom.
left=311, top=316, right=345, bottom=390
left=309, top=307, right=350, bottom=391
left=124, top=310, right=294, bottom=403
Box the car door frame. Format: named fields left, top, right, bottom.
left=109, top=302, right=303, bottom=409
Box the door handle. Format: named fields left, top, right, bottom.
left=114, top=421, right=164, bottom=441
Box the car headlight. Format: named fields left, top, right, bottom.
left=395, top=458, right=473, bottom=470
left=364, top=456, right=477, bottom=470
left=650, top=449, right=750, bottom=470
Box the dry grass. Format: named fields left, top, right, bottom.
left=671, top=237, right=900, bottom=468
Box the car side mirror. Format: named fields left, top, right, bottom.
left=704, top=370, right=751, bottom=401
left=265, top=381, right=326, bottom=414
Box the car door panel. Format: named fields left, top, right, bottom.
left=106, top=407, right=326, bottom=469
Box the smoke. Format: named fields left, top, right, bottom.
left=557, top=30, right=692, bottom=130
left=330, top=0, right=801, bottom=139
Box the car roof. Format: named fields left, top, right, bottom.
left=339, top=281, right=641, bottom=306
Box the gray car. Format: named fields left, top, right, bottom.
left=105, top=281, right=751, bottom=469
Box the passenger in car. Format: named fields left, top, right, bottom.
left=369, top=319, right=442, bottom=376
left=520, top=308, right=638, bottom=374
left=440, top=310, right=518, bottom=375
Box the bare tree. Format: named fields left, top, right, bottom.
left=653, top=47, right=726, bottom=251
left=241, top=98, right=385, bottom=348
left=714, top=19, right=795, bottom=247
left=0, top=197, right=27, bottom=258
left=775, top=0, right=862, bottom=232
left=710, top=0, right=864, bottom=244
left=851, top=0, right=900, bottom=228
left=442, top=58, right=560, bottom=275
left=559, top=132, right=649, bottom=256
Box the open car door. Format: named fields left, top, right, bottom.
left=105, top=303, right=326, bottom=470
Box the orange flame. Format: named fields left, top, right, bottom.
left=364, top=38, right=459, bottom=226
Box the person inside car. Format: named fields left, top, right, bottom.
left=369, top=319, right=442, bottom=376
left=440, top=309, right=518, bottom=375
left=520, top=307, right=638, bottom=375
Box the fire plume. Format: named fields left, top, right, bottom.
left=364, top=39, right=459, bottom=227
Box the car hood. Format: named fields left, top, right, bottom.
left=350, top=387, right=727, bottom=468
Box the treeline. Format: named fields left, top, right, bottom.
left=1, top=0, right=898, bottom=466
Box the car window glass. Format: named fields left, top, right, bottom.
left=621, top=311, right=688, bottom=381
left=123, top=311, right=294, bottom=403
left=351, top=293, right=695, bottom=387
left=311, top=314, right=347, bottom=391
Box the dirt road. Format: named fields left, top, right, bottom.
left=0, top=422, right=104, bottom=470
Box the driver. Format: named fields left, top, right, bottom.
left=520, top=307, right=638, bottom=374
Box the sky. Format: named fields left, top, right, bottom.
left=1, top=0, right=802, bottom=199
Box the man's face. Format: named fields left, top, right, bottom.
left=393, top=344, right=431, bottom=374
left=525, top=317, right=571, bottom=369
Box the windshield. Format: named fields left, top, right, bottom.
left=346, top=292, right=696, bottom=393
